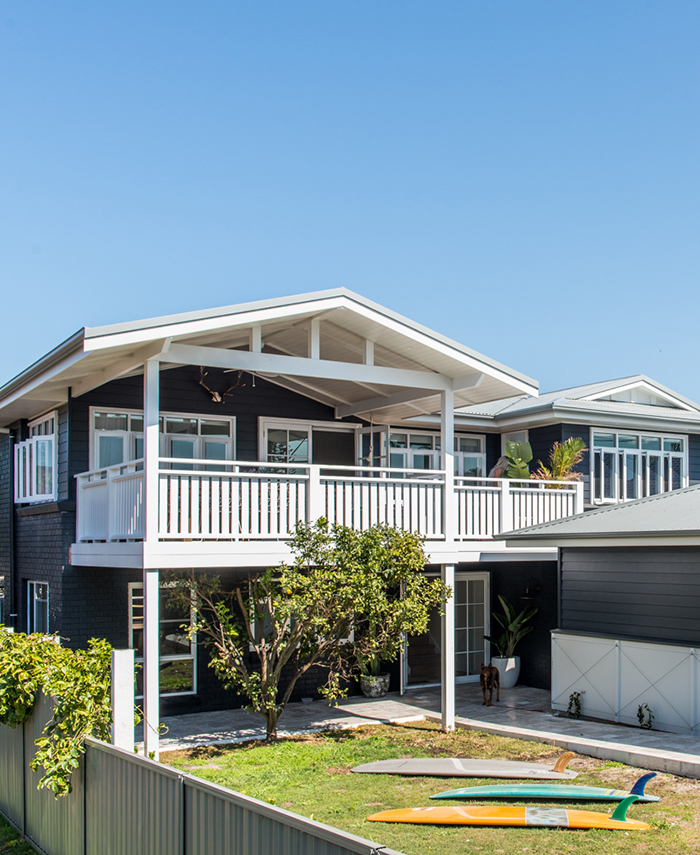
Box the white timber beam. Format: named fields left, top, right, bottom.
left=335, top=388, right=440, bottom=419
left=441, top=563, right=456, bottom=732
left=363, top=339, right=374, bottom=365
left=164, top=342, right=451, bottom=391
left=452, top=372, right=484, bottom=392
left=70, top=339, right=171, bottom=399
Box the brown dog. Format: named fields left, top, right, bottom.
left=480, top=662, right=500, bottom=706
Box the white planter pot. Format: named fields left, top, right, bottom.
left=491, top=656, right=520, bottom=689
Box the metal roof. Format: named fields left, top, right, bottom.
left=500, top=484, right=700, bottom=543
left=0, top=288, right=539, bottom=426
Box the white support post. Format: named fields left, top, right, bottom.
left=111, top=649, right=135, bottom=752
left=143, top=359, right=160, bottom=543
left=309, top=318, right=320, bottom=360
left=500, top=479, right=513, bottom=533
left=574, top=481, right=584, bottom=515
left=306, top=464, right=324, bottom=523
left=142, top=567, right=160, bottom=760
left=441, top=563, right=456, bottom=732
left=142, top=358, right=160, bottom=759
left=249, top=324, right=262, bottom=353
left=440, top=389, right=455, bottom=542
left=363, top=339, right=374, bottom=366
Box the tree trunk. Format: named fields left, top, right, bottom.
left=265, top=708, right=279, bottom=741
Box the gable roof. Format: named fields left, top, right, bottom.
left=500, top=484, right=700, bottom=546
left=0, top=289, right=539, bottom=426
left=451, top=375, right=700, bottom=431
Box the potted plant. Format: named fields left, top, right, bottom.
left=484, top=595, right=538, bottom=689
left=357, top=652, right=391, bottom=698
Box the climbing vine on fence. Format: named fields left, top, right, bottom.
left=0, top=631, right=113, bottom=797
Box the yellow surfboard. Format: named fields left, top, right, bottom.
left=367, top=796, right=650, bottom=830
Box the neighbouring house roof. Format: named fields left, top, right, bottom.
left=499, top=484, right=700, bottom=547
left=447, top=375, right=700, bottom=433
left=0, top=288, right=539, bottom=426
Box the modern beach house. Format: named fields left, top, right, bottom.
left=2, top=289, right=700, bottom=752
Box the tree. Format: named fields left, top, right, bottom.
left=531, top=437, right=587, bottom=484
left=168, top=520, right=449, bottom=740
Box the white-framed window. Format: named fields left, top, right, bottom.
left=590, top=428, right=687, bottom=503
left=358, top=427, right=487, bottom=477
left=91, top=408, right=235, bottom=471
left=260, top=418, right=357, bottom=469
left=27, top=581, right=49, bottom=634
left=128, top=582, right=196, bottom=697
left=501, top=430, right=529, bottom=455
left=14, top=411, right=58, bottom=504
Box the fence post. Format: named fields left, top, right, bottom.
left=111, top=649, right=135, bottom=752
left=499, top=479, right=513, bottom=533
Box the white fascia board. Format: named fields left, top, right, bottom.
left=581, top=379, right=698, bottom=412
left=0, top=348, right=86, bottom=420
left=70, top=339, right=172, bottom=398
left=83, top=296, right=350, bottom=351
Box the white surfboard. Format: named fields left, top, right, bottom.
left=352, top=751, right=578, bottom=779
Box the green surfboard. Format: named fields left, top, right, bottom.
left=430, top=772, right=659, bottom=803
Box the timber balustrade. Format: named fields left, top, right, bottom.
left=76, top=458, right=583, bottom=543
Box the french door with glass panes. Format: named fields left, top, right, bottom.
left=402, top=571, right=489, bottom=690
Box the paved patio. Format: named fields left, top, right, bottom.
left=149, top=682, right=700, bottom=777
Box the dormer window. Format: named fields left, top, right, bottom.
left=591, top=429, right=686, bottom=503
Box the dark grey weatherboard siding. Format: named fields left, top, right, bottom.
left=67, top=366, right=364, bottom=500
left=560, top=545, right=700, bottom=646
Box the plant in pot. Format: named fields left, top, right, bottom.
left=357, top=651, right=390, bottom=698
left=484, top=595, right=538, bottom=689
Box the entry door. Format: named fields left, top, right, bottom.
left=454, top=573, right=490, bottom=683
left=402, top=571, right=490, bottom=690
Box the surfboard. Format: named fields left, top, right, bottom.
left=352, top=751, right=578, bottom=779
left=430, top=772, right=659, bottom=803
left=367, top=795, right=650, bottom=830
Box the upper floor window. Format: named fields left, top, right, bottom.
left=14, top=411, right=58, bottom=504
left=91, top=408, right=235, bottom=471
left=591, top=429, right=687, bottom=503
left=359, top=427, right=486, bottom=477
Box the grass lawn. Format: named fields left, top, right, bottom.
left=165, top=720, right=700, bottom=855
left=0, top=816, right=34, bottom=855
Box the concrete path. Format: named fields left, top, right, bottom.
left=153, top=682, right=700, bottom=778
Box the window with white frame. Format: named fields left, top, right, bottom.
left=260, top=418, right=357, bottom=471
left=27, top=581, right=49, bottom=634
left=14, top=412, right=58, bottom=503
left=91, top=409, right=235, bottom=471
left=501, top=430, right=529, bottom=455
left=591, top=429, right=687, bottom=503
left=128, top=583, right=196, bottom=697
left=358, top=427, right=487, bottom=477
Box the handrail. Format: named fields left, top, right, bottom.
left=454, top=476, right=579, bottom=489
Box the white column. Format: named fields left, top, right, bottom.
left=440, top=389, right=456, bottom=542
left=142, top=568, right=160, bottom=759
left=142, top=358, right=160, bottom=759
left=363, top=339, right=374, bottom=365
left=441, top=563, right=456, bottom=731
left=309, top=318, right=320, bottom=360
left=574, top=481, right=584, bottom=515
left=111, top=649, right=135, bottom=752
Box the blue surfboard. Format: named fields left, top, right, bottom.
left=430, top=772, right=659, bottom=803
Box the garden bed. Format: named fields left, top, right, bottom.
left=165, top=720, right=700, bottom=855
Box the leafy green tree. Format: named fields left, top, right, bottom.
left=168, top=521, right=449, bottom=740
left=531, top=437, right=587, bottom=485
left=0, top=632, right=112, bottom=796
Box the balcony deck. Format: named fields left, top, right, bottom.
left=71, top=459, right=582, bottom=569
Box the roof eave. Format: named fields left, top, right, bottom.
left=0, top=329, right=86, bottom=405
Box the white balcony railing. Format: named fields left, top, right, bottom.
left=76, top=459, right=582, bottom=544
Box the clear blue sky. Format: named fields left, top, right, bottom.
left=2, top=2, right=699, bottom=399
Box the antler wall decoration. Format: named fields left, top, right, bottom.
left=199, top=366, right=246, bottom=403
